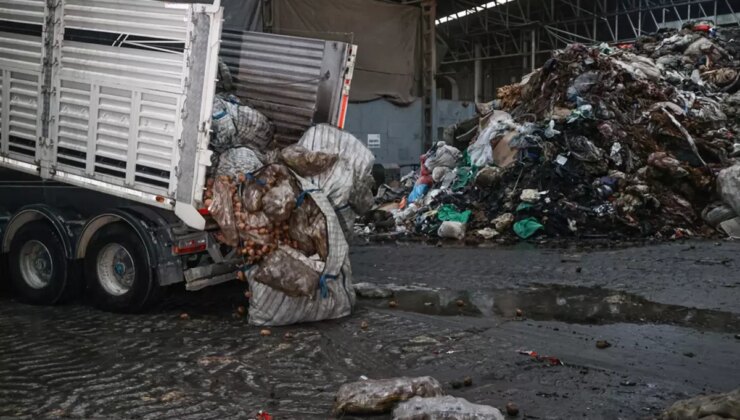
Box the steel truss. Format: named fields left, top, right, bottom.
left=437, top=0, right=739, bottom=66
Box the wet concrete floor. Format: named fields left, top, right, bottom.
left=0, top=241, right=738, bottom=419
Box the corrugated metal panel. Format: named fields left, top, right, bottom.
left=0, top=28, right=43, bottom=164
left=1, top=69, right=41, bottom=163
left=52, top=53, right=184, bottom=195
left=62, top=0, right=189, bottom=41
left=220, top=30, right=326, bottom=144
left=0, top=31, right=43, bottom=71
left=0, top=0, right=46, bottom=25
left=59, top=42, right=185, bottom=93
left=50, top=0, right=194, bottom=197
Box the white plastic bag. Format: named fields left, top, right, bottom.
left=425, top=142, right=461, bottom=171
left=297, top=124, right=376, bottom=236
left=393, top=396, right=505, bottom=420
left=438, top=221, right=466, bottom=240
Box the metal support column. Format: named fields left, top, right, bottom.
left=421, top=0, right=437, bottom=149
left=474, top=43, right=482, bottom=103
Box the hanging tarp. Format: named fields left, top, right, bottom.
left=271, top=0, right=420, bottom=105
left=221, top=0, right=262, bottom=32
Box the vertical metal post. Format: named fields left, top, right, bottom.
left=530, top=29, right=536, bottom=72
left=615, top=1, right=619, bottom=41
left=638, top=0, right=642, bottom=37
left=261, top=0, right=273, bottom=32
left=421, top=0, right=437, bottom=149
left=39, top=0, right=59, bottom=177
left=474, top=43, right=482, bottom=103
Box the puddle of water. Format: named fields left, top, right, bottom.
left=361, top=289, right=494, bottom=317
left=358, top=284, right=740, bottom=333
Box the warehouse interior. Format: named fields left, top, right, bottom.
left=220, top=0, right=739, bottom=169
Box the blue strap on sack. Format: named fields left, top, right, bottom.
left=296, top=189, right=321, bottom=208
left=245, top=172, right=267, bottom=187
left=319, top=274, right=338, bottom=299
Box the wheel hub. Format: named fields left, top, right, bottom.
left=97, top=244, right=135, bottom=296
left=19, top=240, right=53, bottom=289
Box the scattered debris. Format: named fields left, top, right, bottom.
left=505, top=401, right=520, bottom=416
left=259, top=329, right=272, bottom=337
left=360, top=321, right=369, bottom=330
left=596, top=340, right=612, bottom=349
left=333, top=377, right=445, bottom=415
left=179, top=313, right=190, bottom=321
left=660, top=388, right=740, bottom=420
left=518, top=350, right=563, bottom=366
left=393, top=396, right=505, bottom=420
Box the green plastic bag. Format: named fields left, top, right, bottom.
left=437, top=204, right=472, bottom=224
left=513, top=217, right=544, bottom=239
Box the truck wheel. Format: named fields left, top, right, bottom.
left=84, top=223, right=161, bottom=312
left=8, top=221, right=75, bottom=305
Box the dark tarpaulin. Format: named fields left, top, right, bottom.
left=222, top=0, right=262, bottom=32
left=272, top=0, right=420, bottom=105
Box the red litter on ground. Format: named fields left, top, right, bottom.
left=256, top=411, right=273, bottom=420
left=518, top=350, right=564, bottom=366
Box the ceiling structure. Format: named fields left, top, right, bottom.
left=431, top=0, right=739, bottom=65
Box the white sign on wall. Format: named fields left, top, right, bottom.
left=367, top=134, right=381, bottom=149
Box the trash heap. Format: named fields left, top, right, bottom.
left=205, top=78, right=374, bottom=325
left=365, top=23, right=740, bottom=242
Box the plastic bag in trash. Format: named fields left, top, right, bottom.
left=566, top=135, right=604, bottom=162
left=702, top=203, right=737, bottom=227
left=262, top=179, right=297, bottom=224
left=211, top=96, right=274, bottom=153
left=392, top=396, right=505, bottom=420
left=289, top=196, right=328, bottom=259
left=424, top=142, right=462, bottom=171
left=333, top=377, right=445, bottom=416
left=432, top=166, right=451, bottom=183
left=438, top=221, right=466, bottom=240
left=470, top=114, right=517, bottom=167
left=242, top=182, right=265, bottom=213
left=280, top=144, right=339, bottom=177
left=215, top=147, right=263, bottom=178
left=250, top=248, right=320, bottom=298
left=718, top=164, right=740, bottom=217
left=208, top=179, right=239, bottom=247
left=298, top=124, right=375, bottom=217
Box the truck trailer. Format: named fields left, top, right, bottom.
left=0, top=0, right=356, bottom=311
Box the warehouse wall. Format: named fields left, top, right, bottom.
left=344, top=99, right=475, bottom=167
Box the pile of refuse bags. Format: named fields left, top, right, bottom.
left=362, top=23, right=740, bottom=242
left=206, top=80, right=374, bottom=325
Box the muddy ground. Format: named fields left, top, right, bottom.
left=0, top=241, right=738, bottom=419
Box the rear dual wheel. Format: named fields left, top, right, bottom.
left=8, top=221, right=77, bottom=305
left=84, top=223, right=162, bottom=313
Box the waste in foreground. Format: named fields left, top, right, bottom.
left=333, top=376, right=445, bottom=415
left=660, top=388, right=740, bottom=420
left=392, top=396, right=505, bottom=420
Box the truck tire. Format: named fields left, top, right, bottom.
left=84, top=223, right=161, bottom=312
left=8, top=221, right=76, bottom=305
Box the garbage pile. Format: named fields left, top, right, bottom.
left=206, top=80, right=374, bottom=326
left=363, top=23, right=740, bottom=242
